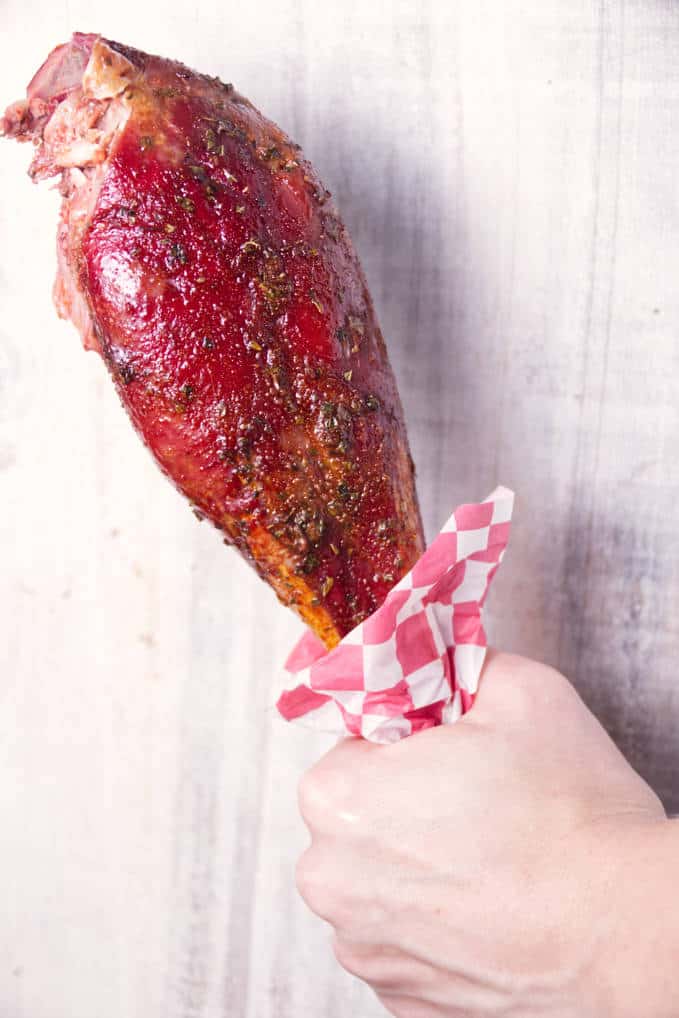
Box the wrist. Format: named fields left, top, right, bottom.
left=594, top=817, right=679, bottom=1018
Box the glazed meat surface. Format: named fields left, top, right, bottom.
left=2, top=33, right=423, bottom=647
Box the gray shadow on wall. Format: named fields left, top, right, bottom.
left=304, top=97, right=679, bottom=815
left=557, top=498, right=679, bottom=814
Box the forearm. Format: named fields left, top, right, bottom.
left=598, top=818, right=679, bottom=1018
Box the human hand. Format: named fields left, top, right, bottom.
left=296, top=652, right=676, bottom=1017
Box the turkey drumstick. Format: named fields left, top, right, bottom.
left=2, top=33, right=424, bottom=648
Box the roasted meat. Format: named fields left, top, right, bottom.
left=2, top=33, right=423, bottom=648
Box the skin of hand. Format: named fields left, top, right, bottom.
left=296, top=652, right=679, bottom=1018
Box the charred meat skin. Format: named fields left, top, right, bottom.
left=2, top=34, right=423, bottom=648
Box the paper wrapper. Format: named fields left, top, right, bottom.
left=277, top=487, right=514, bottom=743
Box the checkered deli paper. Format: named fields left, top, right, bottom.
left=277, top=486, right=514, bottom=743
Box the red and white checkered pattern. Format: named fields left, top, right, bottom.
left=277, top=487, right=514, bottom=743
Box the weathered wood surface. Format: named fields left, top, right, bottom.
left=1, top=1, right=678, bottom=1015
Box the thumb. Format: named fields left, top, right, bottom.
left=469, top=649, right=563, bottom=726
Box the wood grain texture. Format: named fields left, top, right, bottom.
left=1, top=1, right=678, bottom=1015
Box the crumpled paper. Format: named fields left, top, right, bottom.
left=277, top=487, right=514, bottom=743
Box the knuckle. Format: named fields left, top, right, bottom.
left=294, top=849, right=321, bottom=903
left=332, top=938, right=401, bottom=986
left=332, top=937, right=365, bottom=979
left=297, top=856, right=357, bottom=928
left=335, top=947, right=399, bottom=990
left=295, top=849, right=336, bottom=921
left=297, top=767, right=322, bottom=823
left=298, top=762, right=355, bottom=826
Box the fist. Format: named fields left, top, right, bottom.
left=296, top=652, right=667, bottom=1017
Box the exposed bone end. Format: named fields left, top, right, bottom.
left=82, top=38, right=137, bottom=100
left=1, top=33, right=136, bottom=355
left=26, top=34, right=97, bottom=103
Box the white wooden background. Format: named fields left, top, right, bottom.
left=1, top=1, right=678, bottom=1015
